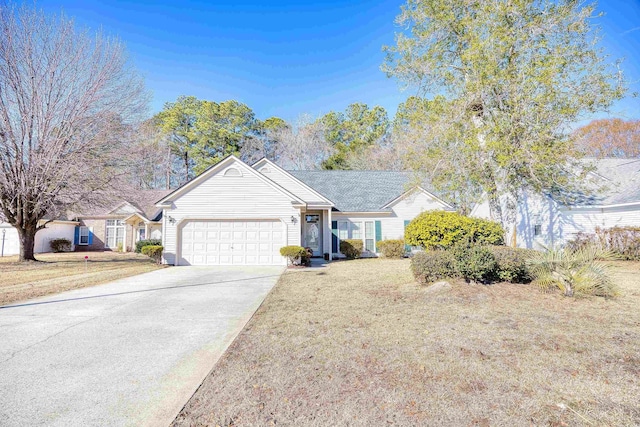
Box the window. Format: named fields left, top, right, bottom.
left=351, top=222, right=362, bottom=240
left=138, top=227, right=146, bottom=241
left=105, top=219, right=125, bottom=249
left=336, top=220, right=376, bottom=253
left=79, top=226, right=89, bottom=245
left=364, top=221, right=375, bottom=252
left=338, top=221, right=349, bottom=240
left=534, top=224, right=542, bottom=237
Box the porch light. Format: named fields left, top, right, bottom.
left=291, top=216, right=297, bottom=224
left=167, top=216, right=176, bottom=225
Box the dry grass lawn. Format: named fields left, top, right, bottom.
left=173, top=259, right=640, bottom=427
left=0, top=251, right=163, bottom=306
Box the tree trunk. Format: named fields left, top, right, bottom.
left=184, top=152, right=189, bottom=184
left=17, top=225, right=38, bottom=262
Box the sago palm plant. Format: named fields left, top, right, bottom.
left=527, top=245, right=619, bottom=298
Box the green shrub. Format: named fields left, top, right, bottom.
left=135, top=239, right=162, bottom=253
left=377, top=239, right=405, bottom=258
left=411, top=250, right=457, bottom=284
left=488, top=246, right=534, bottom=283
left=452, top=244, right=497, bottom=284
left=528, top=245, right=619, bottom=298
left=470, top=218, right=506, bottom=246
left=49, top=238, right=71, bottom=253
left=340, top=239, right=363, bottom=259
left=405, top=210, right=503, bottom=250
left=141, top=245, right=163, bottom=264
left=567, top=227, right=640, bottom=260
left=280, top=245, right=306, bottom=266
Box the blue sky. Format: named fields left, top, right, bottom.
left=38, top=0, right=640, bottom=123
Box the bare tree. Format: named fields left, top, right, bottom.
left=0, top=3, right=147, bottom=261
left=344, top=133, right=410, bottom=171
left=271, top=115, right=333, bottom=170
left=124, top=119, right=173, bottom=189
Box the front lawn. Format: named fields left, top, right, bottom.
left=0, top=251, right=163, bottom=306
left=173, top=259, right=640, bottom=426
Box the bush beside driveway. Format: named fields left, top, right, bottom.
left=173, top=259, right=640, bottom=426
left=0, top=251, right=163, bottom=306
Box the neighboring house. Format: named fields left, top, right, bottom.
left=0, top=219, right=79, bottom=256
left=156, top=156, right=454, bottom=266
left=471, top=158, right=640, bottom=249
left=0, top=189, right=171, bottom=257
left=70, top=189, right=171, bottom=252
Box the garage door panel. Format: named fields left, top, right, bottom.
left=180, top=219, right=285, bottom=266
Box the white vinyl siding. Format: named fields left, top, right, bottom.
left=1, top=221, right=77, bottom=255
left=472, top=190, right=640, bottom=249
left=0, top=225, right=19, bottom=256
left=162, top=159, right=299, bottom=265
left=255, top=162, right=330, bottom=205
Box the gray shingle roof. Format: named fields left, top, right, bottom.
left=288, top=170, right=417, bottom=212
left=582, top=158, right=640, bottom=206
left=68, top=189, right=173, bottom=220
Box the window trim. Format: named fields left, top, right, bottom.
left=533, top=224, right=542, bottom=237
left=105, top=219, right=125, bottom=249
left=337, top=220, right=377, bottom=254
left=78, top=226, right=89, bottom=246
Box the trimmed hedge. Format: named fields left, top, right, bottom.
left=411, top=250, right=457, bottom=285
left=377, top=239, right=405, bottom=258
left=405, top=210, right=504, bottom=250
left=488, top=246, right=534, bottom=283
left=280, top=245, right=306, bottom=266
left=340, top=239, right=363, bottom=259
left=50, top=238, right=71, bottom=253
left=135, top=239, right=162, bottom=254
left=452, top=244, right=497, bottom=284
left=410, top=244, right=534, bottom=285
left=567, top=227, right=640, bottom=260
left=141, top=245, right=163, bottom=264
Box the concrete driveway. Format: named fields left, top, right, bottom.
left=0, top=265, right=283, bottom=427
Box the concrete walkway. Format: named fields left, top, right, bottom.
left=0, top=266, right=283, bottom=427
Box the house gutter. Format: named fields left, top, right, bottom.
left=563, top=201, right=640, bottom=210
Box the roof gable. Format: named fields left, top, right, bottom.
left=252, top=159, right=334, bottom=206
left=382, top=187, right=454, bottom=210
left=109, top=202, right=142, bottom=215
left=156, top=156, right=305, bottom=206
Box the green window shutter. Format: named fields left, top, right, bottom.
left=404, top=220, right=411, bottom=252
left=331, top=221, right=338, bottom=253
left=375, top=220, right=382, bottom=242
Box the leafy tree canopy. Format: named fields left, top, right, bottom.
left=320, top=103, right=389, bottom=170
left=154, top=96, right=261, bottom=180
left=383, top=0, right=626, bottom=222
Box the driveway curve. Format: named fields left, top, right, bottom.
left=0, top=265, right=283, bottom=427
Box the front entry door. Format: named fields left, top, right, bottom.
left=304, top=213, right=322, bottom=257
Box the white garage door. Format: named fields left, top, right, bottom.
left=0, top=226, right=20, bottom=256
left=180, top=219, right=285, bottom=266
